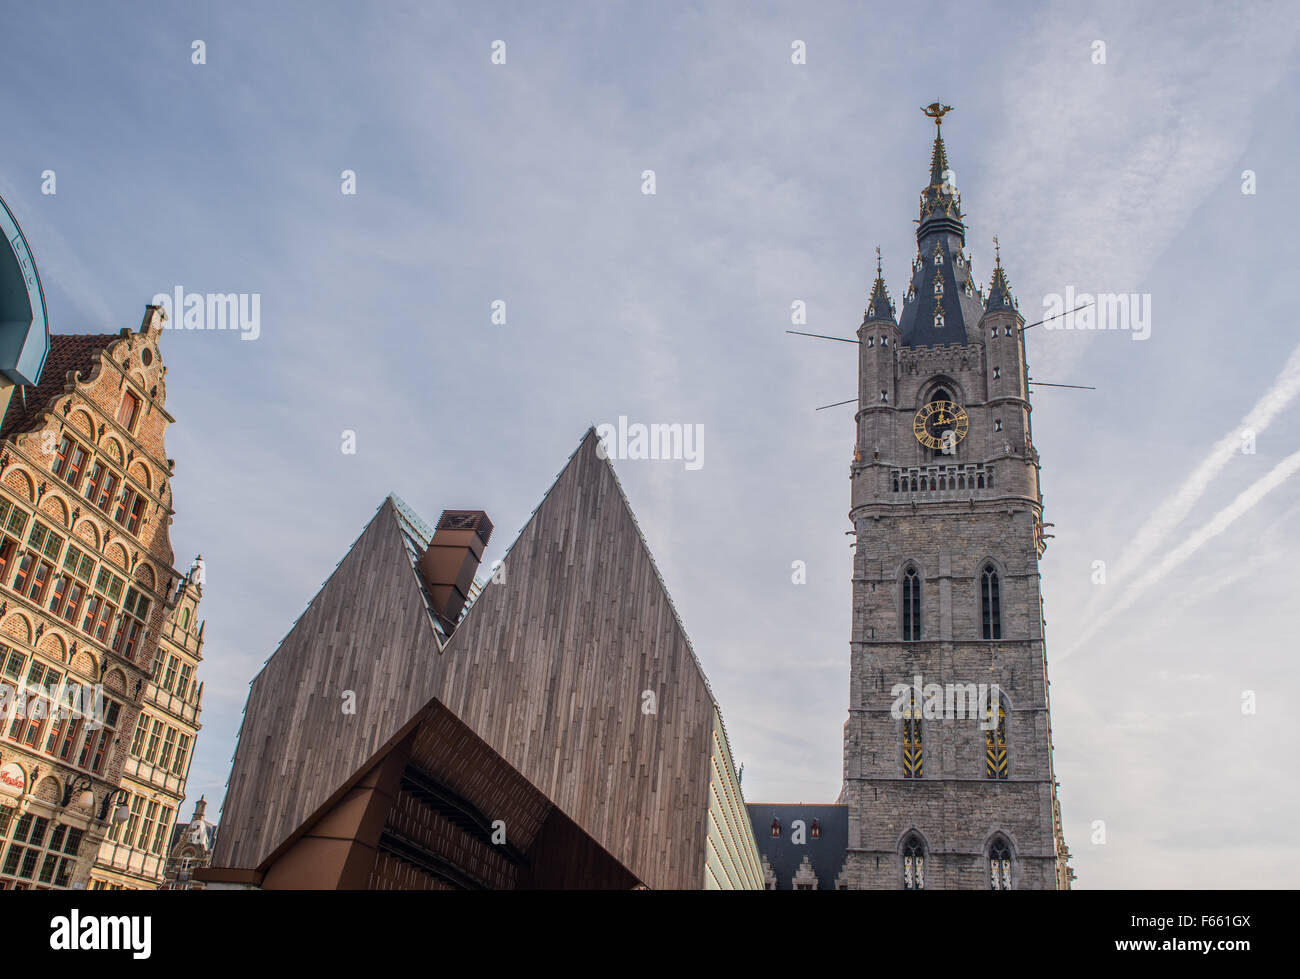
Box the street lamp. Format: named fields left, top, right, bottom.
left=97, top=788, right=129, bottom=824
left=60, top=774, right=94, bottom=809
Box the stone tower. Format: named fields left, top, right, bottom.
left=840, top=105, right=1071, bottom=890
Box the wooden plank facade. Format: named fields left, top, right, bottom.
left=209, top=429, right=761, bottom=889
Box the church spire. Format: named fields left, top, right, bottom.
left=898, top=104, right=980, bottom=348
left=916, top=102, right=965, bottom=244
left=929, top=120, right=950, bottom=188
left=986, top=236, right=1018, bottom=312
left=865, top=246, right=896, bottom=323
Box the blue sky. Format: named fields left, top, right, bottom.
left=2, top=0, right=1298, bottom=887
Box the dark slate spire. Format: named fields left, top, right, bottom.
left=916, top=102, right=965, bottom=246
left=985, top=236, right=1018, bottom=312
left=929, top=123, right=951, bottom=187
left=865, top=246, right=896, bottom=323
left=898, top=104, right=984, bottom=348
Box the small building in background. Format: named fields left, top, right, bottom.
left=160, top=795, right=216, bottom=890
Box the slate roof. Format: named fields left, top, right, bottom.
left=897, top=126, right=988, bottom=348
left=0, top=332, right=116, bottom=439
left=168, top=818, right=218, bottom=855
left=746, top=803, right=848, bottom=890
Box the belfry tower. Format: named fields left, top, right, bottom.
left=841, top=105, right=1071, bottom=889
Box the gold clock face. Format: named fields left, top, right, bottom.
left=913, top=400, right=970, bottom=450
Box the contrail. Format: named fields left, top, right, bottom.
left=1110, top=342, right=1300, bottom=583
left=1060, top=445, right=1300, bottom=661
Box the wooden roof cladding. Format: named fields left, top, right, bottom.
left=212, top=429, right=726, bottom=889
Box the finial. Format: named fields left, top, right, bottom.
left=875, top=245, right=882, bottom=275
left=921, top=102, right=954, bottom=129
left=993, top=235, right=1001, bottom=266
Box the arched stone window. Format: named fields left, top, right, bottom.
left=989, top=838, right=1012, bottom=890
left=902, top=566, right=921, bottom=641
left=903, top=834, right=926, bottom=890
left=981, top=563, right=1002, bottom=640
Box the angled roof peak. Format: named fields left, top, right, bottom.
left=985, top=236, right=1019, bottom=313
left=865, top=246, right=896, bottom=323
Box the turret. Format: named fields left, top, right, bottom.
left=857, top=251, right=900, bottom=471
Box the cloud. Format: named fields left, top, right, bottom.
left=1060, top=444, right=1300, bottom=659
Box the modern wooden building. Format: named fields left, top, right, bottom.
left=202, top=430, right=762, bottom=890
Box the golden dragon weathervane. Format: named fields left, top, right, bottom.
left=922, top=102, right=953, bottom=128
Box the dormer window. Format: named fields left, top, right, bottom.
left=771, top=818, right=781, bottom=838
left=934, top=311, right=944, bottom=330
left=116, top=391, right=141, bottom=433
left=810, top=818, right=821, bottom=840
left=933, top=278, right=943, bottom=296
left=933, top=248, right=944, bottom=266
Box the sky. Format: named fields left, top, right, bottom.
left=2, top=0, right=1297, bottom=888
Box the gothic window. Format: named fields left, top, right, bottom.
left=903, top=835, right=925, bottom=890
left=989, top=839, right=1012, bottom=890
left=902, top=566, right=921, bottom=641
left=902, top=689, right=923, bottom=778
left=993, top=366, right=1001, bottom=379
left=981, top=563, right=1002, bottom=640
left=985, top=698, right=1008, bottom=779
